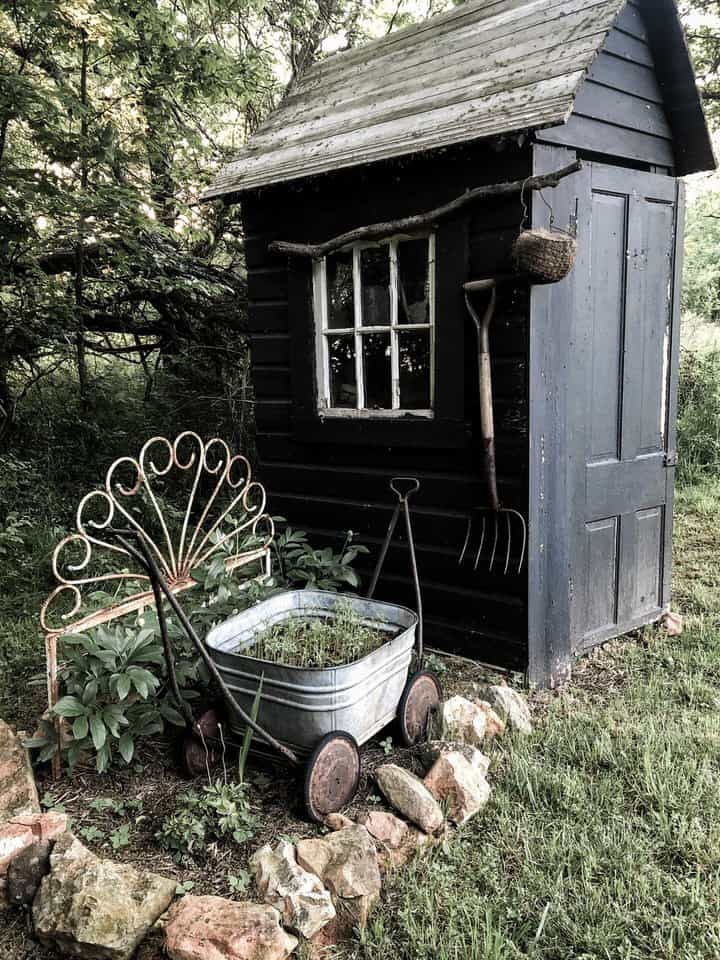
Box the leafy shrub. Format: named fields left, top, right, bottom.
left=677, top=348, right=720, bottom=485
left=156, top=780, right=257, bottom=861
left=30, top=620, right=196, bottom=771
left=273, top=526, right=368, bottom=590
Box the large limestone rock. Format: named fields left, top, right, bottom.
left=360, top=811, right=407, bottom=850
left=0, top=719, right=40, bottom=822
left=473, top=701, right=506, bottom=739
left=164, top=896, right=297, bottom=960
left=296, top=825, right=381, bottom=929
left=375, top=764, right=444, bottom=835
left=419, top=740, right=490, bottom=776
left=433, top=696, right=488, bottom=748
left=251, top=840, right=335, bottom=939
left=484, top=685, right=533, bottom=735
left=0, top=812, right=67, bottom=908
left=424, top=752, right=491, bottom=825
left=33, top=832, right=176, bottom=960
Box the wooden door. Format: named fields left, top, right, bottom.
left=571, top=163, right=684, bottom=650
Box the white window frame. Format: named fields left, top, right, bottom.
left=312, top=233, right=436, bottom=418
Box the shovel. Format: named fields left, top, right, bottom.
left=459, top=279, right=527, bottom=575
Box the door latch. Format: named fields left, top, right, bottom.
left=664, top=451, right=678, bottom=468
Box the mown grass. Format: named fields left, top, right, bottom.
left=357, top=480, right=720, bottom=960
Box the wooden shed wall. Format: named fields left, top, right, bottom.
left=241, top=141, right=532, bottom=671
left=536, top=1, right=675, bottom=172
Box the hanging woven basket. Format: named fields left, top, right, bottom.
left=512, top=227, right=577, bottom=284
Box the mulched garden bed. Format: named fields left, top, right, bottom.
left=1, top=650, right=509, bottom=960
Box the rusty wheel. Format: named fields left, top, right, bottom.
left=304, top=731, right=360, bottom=823
left=182, top=708, right=223, bottom=778
left=398, top=671, right=442, bottom=746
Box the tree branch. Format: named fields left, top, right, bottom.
left=268, top=160, right=583, bottom=259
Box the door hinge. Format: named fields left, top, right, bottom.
left=664, top=451, right=678, bottom=468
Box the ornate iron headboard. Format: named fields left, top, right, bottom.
left=40, top=432, right=273, bottom=773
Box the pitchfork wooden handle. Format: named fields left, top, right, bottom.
left=390, top=477, right=420, bottom=501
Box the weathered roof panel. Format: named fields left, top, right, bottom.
left=203, top=0, right=710, bottom=198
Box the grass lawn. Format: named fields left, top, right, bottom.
left=359, top=480, right=720, bottom=960
left=1, top=480, right=719, bottom=959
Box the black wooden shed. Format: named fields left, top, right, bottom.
left=204, top=0, right=715, bottom=686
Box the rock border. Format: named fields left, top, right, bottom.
left=0, top=686, right=532, bottom=959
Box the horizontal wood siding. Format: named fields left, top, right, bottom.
left=536, top=3, right=675, bottom=171
left=241, top=141, right=531, bottom=670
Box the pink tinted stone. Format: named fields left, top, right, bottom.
left=0, top=813, right=67, bottom=875
left=164, top=896, right=297, bottom=960
left=361, top=811, right=407, bottom=849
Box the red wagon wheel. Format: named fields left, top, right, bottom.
left=304, top=731, right=360, bottom=823
left=398, top=671, right=442, bottom=746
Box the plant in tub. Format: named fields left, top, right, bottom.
left=244, top=599, right=390, bottom=668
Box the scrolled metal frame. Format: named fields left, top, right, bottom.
left=40, top=432, right=274, bottom=776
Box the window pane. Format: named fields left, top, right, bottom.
left=399, top=330, right=431, bottom=409
left=397, top=238, right=430, bottom=325
left=328, top=335, right=356, bottom=408
left=327, top=252, right=354, bottom=329
left=360, top=247, right=390, bottom=327
left=362, top=333, right=392, bottom=409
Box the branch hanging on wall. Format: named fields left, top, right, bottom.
left=268, top=159, right=583, bottom=259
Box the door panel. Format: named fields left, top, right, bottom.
left=575, top=163, right=680, bottom=650
left=588, top=191, right=626, bottom=462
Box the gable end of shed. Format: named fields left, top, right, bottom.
left=536, top=0, right=715, bottom=175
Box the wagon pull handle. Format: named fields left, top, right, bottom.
left=367, top=478, right=424, bottom=666
left=390, top=476, right=420, bottom=502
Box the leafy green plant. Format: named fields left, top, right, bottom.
left=273, top=527, right=369, bottom=590
left=380, top=736, right=394, bottom=756
left=110, top=824, right=132, bottom=851
left=246, top=600, right=386, bottom=668
left=156, top=780, right=257, bottom=862
left=227, top=869, right=251, bottom=896
left=29, top=623, right=193, bottom=772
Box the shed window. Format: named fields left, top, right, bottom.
left=313, top=235, right=435, bottom=416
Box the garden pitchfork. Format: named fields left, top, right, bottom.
left=459, top=279, right=527, bottom=576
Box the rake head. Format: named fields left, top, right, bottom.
left=459, top=508, right=527, bottom=576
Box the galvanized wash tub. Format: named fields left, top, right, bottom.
left=204, top=589, right=418, bottom=754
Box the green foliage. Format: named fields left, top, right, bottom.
left=28, top=621, right=194, bottom=772
left=682, top=189, right=720, bottom=319
left=156, top=780, right=257, bottom=861
left=273, top=526, right=369, bottom=590
left=227, top=869, right=251, bottom=896
left=677, top=349, right=720, bottom=484
left=247, top=599, right=386, bottom=668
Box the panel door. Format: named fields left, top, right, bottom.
left=572, top=163, right=683, bottom=650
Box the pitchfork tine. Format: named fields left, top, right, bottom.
left=472, top=514, right=487, bottom=571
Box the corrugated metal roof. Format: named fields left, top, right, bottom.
left=203, top=0, right=631, bottom=198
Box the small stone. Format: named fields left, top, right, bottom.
left=7, top=839, right=52, bottom=906
left=0, top=720, right=40, bottom=822
left=324, top=813, right=354, bottom=831
left=424, top=752, right=491, bottom=825
left=296, top=825, right=381, bottom=929
left=33, top=832, right=176, bottom=960
left=375, top=764, right=444, bottom=835
left=418, top=740, right=490, bottom=776
left=0, top=812, right=67, bottom=906
left=251, top=839, right=336, bottom=939
left=433, top=696, right=488, bottom=747
left=473, top=701, right=506, bottom=739
left=484, top=685, right=532, bottom=734
left=164, top=896, right=297, bottom=960
left=360, top=811, right=407, bottom=849
left=663, top=611, right=683, bottom=636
